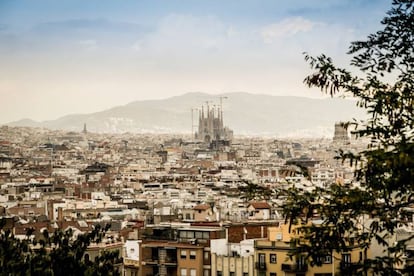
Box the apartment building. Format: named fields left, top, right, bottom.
left=254, top=224, right=369, bottom=276
left=139, top=224, right=226, bottom=276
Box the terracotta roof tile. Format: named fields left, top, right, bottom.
left=193, top=204, right=211, bottom=211
left=249, top=202, right=271, bottom=209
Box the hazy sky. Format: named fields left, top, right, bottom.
left=0, top=0, right=390, bottom=123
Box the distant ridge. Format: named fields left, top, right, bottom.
left=8, top=118, right=39, bottom=127
left=5, top=92, right=365, bottom=137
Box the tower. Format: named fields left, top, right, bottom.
left=195, top=100, right=233, bottom=143
left=333, top=122, right=350, bottom=144
left=82, top=123, right=88, bottom=134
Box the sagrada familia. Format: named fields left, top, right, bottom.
left=195, top=103, right=233, bottom=143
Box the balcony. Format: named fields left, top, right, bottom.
left=142, top=258, right=158, bottom=265
left=163, top=256, right=177, bottom=266
left=340, top=261, right=361, bottom=274
left=142, top=258, right=177, bottom=266
left=159, top=249, right=177, bottom=266
left=255, top=262, right=267, bottom=270
left=124, top=258, right=140, bottom=267
left=281, top=263, right=308, bottom=272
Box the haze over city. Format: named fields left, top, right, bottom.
left=0, top=1, right=413, bottom=275
left=0, top=0, right=389, bottom=124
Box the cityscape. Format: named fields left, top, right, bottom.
left=1, top=0, right=413, bottom=276
left=0, top=108, right=371, bottom=275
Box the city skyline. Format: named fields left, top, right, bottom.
left=0, top=0, right=389, bottom=123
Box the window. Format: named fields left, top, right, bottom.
left=217, top=272, right=222, bottom=276
left=258, top=253, right=265, bottom=264
left=181, top=268, right=187, bottom=276
left=342, top=253, right=351, bottom=264
left=270, top=273, right=277, bottom=276
left=230, top=272, right=235, bottom=276
left=204, top=251, right=209, bottom=261
left=270, top=254, right=277, bottom=264
left=316, top=255, right=332, bottom=264
left=190, top=269, right=196, bottom=276
left=180, top=231, right=195, bottom=239
left=324, top=255, right=332, bottom=264
left=296, top=255, right=305, bottom=266
left=181, top=250, right=187, bottom=259
left=203, top=269, right=210, bottom=276
left=190, top=250, right=196, bottom=260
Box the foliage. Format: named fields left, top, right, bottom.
left=239, top=180, right=272, bottom=202
left=0, top=220, right=121, bottom=276
left=280, top=1, right=414, bottom=275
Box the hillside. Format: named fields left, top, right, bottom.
left=6, top=92, right=365, bottom=137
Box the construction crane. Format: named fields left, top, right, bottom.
left=219, top=96, right=228, bottom=125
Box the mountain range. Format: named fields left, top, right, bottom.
left=6, top=92, right=366, bottom=137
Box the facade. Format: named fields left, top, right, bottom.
left=140, top=241, right=204, bottom=276
left=124, top=240, right=140, bottom=276
left=254, top=224, right=370, bottom=276
left=193, top=204, right=214, bottom=222
left=195, top=104, right=233, bottom=143
left=211, top=238, right=255, bottom=276
left=247, top=202, right=272, bottom=220
left=85, top=241, right=124, bottom=274
left=139, top=225, right=226, bottom=276
left=211, top=254, right=254, bottom=276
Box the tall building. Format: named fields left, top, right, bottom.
left=195, top=104, right=233, bottom=143
left=82, top=123, right=88, bottom=134
left=333, top=122, right=350, bottom=144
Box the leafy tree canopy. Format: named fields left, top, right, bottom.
left=0, top=219, right=121, bottom=276
left=280, top=1, right=414, bottom=275
left=239, top=180, right=273, bottom=202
